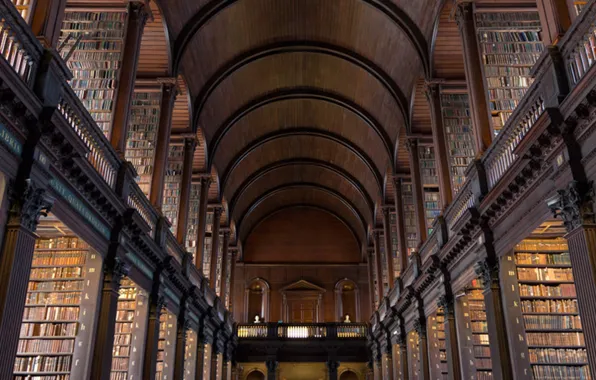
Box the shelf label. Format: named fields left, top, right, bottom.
left=0, top=123, right=22, bottom=155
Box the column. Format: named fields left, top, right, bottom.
left=30, top=0, right=67, bottom=47
left=425, top=81, right=453, bottom=206
left=0, top=182, right=53, bottom=377
left=382, top=207, right=396, bottom=287
left=405, top=138, right=427, bottom=243
left=202, top=342, right=213, bottom=380
left=173, top=314, right=189, bottom=380
left=392, top=177, right=409, bottom=271
left=548, top=181, right=596, bottom=372
left=367, top=248, right=377, bottom=310
left=455, top=1, right=492, bottom=153
left=475, top=258, right=514, bottom=380
left=209, top=206, right=222, bottom=289
left=110, top=1, right=150, bottom=153
left=89, top=258, right=130, bottom=380
left=327, top=360, right=339, bottom=380
left=414, top=317, right=430, bottom=380
left=393, top=337, right=409, bottom=380
left=537, top=0, right=572, bottom=44
left=143, top=287, right=165, bottom=380
left=195, top=338, right=206, bottom=380
left=176, top=137, right=197, bottom=243
left=438, top=294, right=461, bottom=380
left=372, top=230, right=385, bottom=300
left=265, top=358, right=278, bottom=380
left=227, top=248, right=237, bottom=311
left=195, top=177, right=211, bottom=269
left=219, top=229, right=230, bottom=296
left=150, top=80, right=179, bottom=208
left=381, top=349, right=394, bottom=380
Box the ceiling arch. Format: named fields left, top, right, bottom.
left=191, top=41, right=410, bottom=128
left=229, top=158, right=374, bottom=216
left=237, top=185, right=368, bottom=246
left=170, top=0, right=430, bottom=77
left=230, top=163, right=374, bottom=229
left=220, top=131, right=384, bottom=205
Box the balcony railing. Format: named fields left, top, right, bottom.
left=236, top=323, right=369, bottom=340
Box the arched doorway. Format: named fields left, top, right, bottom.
left=244, top=278, right=270, bottom=322
left=340, top=370, right=359, bottom=380
left=335, top=278, right=360, bottom=321
left=246, top=369, right=265, bottom=380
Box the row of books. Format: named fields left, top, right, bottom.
left=30, top=267, right=83, bottom=280
left=488, top=88, right=528, bottom=100
left=531, top=365, right=591, bottom=379
left=521, top=299, right=579, bottom=314
left=490, top=99, right=519, bottom=112
left=26, top=292, right=81, bottom=305
left=475, top=12, right=542, bottom=29
left=516, top=252, right=572, bottom=265
left=484, top=65, right=532, bottom=77
left=473, top=334, right=490, bottom=345
left=36, top=238, right=86, bottom=250
left=110, top=279, right=138, bottom=379
left=14, top=355, right=72, bottom=373
left=17, top=339, right=74, bottom=354
left=68, top=70, right=119, bottom=80
left=516, top=240, right=569, bottom=252
left=32, top=253, right=86, bottom=266
left=524, top=315, right=582, bottom=330
left=23, top=306, right=80, bottom=321
left=519, top=284, right=576, bottom=297
left=486, top=76, right=532, bottom=88
left=529, top=348, right=588, bottom=364
left=67, top=60, right=121, bottom=70
left=482, top=53, right=542, bottom=66
left=70, top=79, right=116, bottom=89
left=478, top=31, right=541, bottom=43
left=526, top=332, right=585, bottom=347
left=20, top=322, right=78, bottom=338
left=517, top=267, right=574, bottom=282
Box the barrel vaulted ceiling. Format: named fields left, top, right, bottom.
left=154, top=0, right=446, bottom=251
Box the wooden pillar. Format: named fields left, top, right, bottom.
left=414, top=312, right=430, bottom=380
left=0, top=182, right=53, bottom=378
left=219, top=229, right=230, bottom=297
left=537, top=0, right=572, bottom=44
left=438, top=294, right=461, bottom=380
left=176, top=137, right=197, bottom=244
left=425, top=81, right=453, bottom=206
left=367, top=248, right=377, bottom=310
left=373, top=230, right=385, bottom=300
left=195, top=177, right=211, bottom=269
left=89, top=258, right=130, bottom=380
left=227, top=248, right=237, bottom=311
left=173, top=311, right=189, bottom=380
left=405, top=138, right=427, bottom=243
left=327, top=360, right=339, bottom=380
left=150, top=80, right=179, bottom=208
left=548, top=181, right=596, bottom=374
left=110, top=1, right=150, bottom=154
left=209, top=207, right=222, bottom=289
left=265, top=358, right=278, bottom=380
left=382, top=207, right=396, bottom=288
left=455, top=1, right=492, bottom=153
left=30, top=0, right=67, bottom=47
left=393, top=339, right=409, bottom=380
left=195, top=340, right=206, bottom=380
left=475, top=256, right=514, bottom=380
left=142, top=281, right=165, bottom=380
left=392, top=177, right=409, bottom=271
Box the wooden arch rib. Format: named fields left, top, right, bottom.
left=191, top=41, right=410, bottom=128
left=220, top=129, right=384, bottom=201
left=209, top=87, right=393, bottom=169
left=237, top=184, right=368, bottom=245
left=242, top=204, right=363, bottom=253
left=228, top=158, right=374, bottom=217
left=170, top=0, right=430, bottom=78
left=229, top=162, right=374, bottom=229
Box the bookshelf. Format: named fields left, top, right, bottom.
left=440, top=91, right=475, bottom=194
left=60, top=10, right=126, bottom=137
left=11, top=0, right=32, bottom=21
left=390, top=211, right=400, bottom=277
left=202, top=211, right=214, bottom=278
left=371, top=251, right=380, bottom=307
left=475, top=10, right=544, bottom=136
left=156, top=309, right=177, bottom=380
left=14, top=237, right=101, bottom=380
left=428, top=310, right=448, bottom=380
left=110, top=277, right=139, bottom=380
left=185, top=184, right=201, bottom=261
left=379, top=233, right=389, bottom=296
left=574, top=1, right=587, bottom=15
left=408, top=330, right=422, bottom=379
left=402, top=182, right=418, bottom=256
left=513, top=238, right=589, bottom=379
left=223, top=251, right=232, bottom=309
left=214, top=235, right=224, bottom=297
left=467, top=282, right=493, bottom=380
left=124, top=89, right=162, bottom=198
left=183, top=329, right=197, bottom=380
left=163, top=144, right=184, bottom=235
left=418, top=145, right=441, bottom=234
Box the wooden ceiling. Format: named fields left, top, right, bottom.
left=126, top=0, right=471, bottom=250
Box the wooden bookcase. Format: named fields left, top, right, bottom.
left=402, top=182, right=418, bottom=256
left=156, top=309, right=176, bottom=380
left=185, top=183, right=201, bottom=261
left=214, top=235, right=224, bottom=297
left=467, top=285, right=493, bottom=380
left=475, top=9, right=544, bottom=136
left=418, top=145, right=441, bottom=235
left=10, top=0, right=32, bottom=21
left=60, top=9, right=126, bottom=138
left=163, top=144, right=184, bottom=234
left=428, top=310, right=448, bottom=380
left=440, top=90, right=475, bottom=194
left=390, top=212, right=400, bottom=277
left=124, top=88, right=163, bottom=198
left=512, top=238, right=589, bottom=379
left=407, top=330, right=422, bottom=379
left=379, top=232, right=389, bottom=296
left=14, top=237, right=102, bottom=380
left=202, top=211, right=214, bottom=278
left=183, top=329, right=198, bottom=380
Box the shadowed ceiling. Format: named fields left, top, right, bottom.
left=153, top=0, right=447, bottom=253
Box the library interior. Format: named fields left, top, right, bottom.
left=0, top=0, right=595, bottom=379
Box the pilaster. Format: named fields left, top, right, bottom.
left=406, top=138, right=427, bottom=243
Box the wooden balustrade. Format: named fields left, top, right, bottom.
left=560, top=0, right=596, bottom=86
left=165, top=230, right=186, bottom=266
left=0, top=1, right=41, bottom=85
left=127, top=183, right=158, bottom=237
left=236, top=323, right=369, bottom=340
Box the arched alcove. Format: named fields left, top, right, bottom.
left=244, top=277, right=270, bottom=322
left=335, top=278, right=360, bottom=322
left=245, top=369, right=265, bottom=380
left=339, top=370, right=359, bottom=380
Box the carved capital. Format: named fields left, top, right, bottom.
left=413, top=318, right=426, bottom=336
left=265, top=359, right=278, bottom=372
left=8, top=179, right=54, bottom=232
left=437, top=294, right=454, bottom=314
left=405, top=138, right=418, bottom=154
left=128, top=1, right=152, bottom=26
left=454, top=1, right=474, bottom=31
left=548, top=181, right=595, bottom=232
left=326, top=360, right=340, bottom=372
left=474, top=259, right=498, bottom=290
left=184, top=137, right=197, bottom=152
left=423, top=81, right=440, bottom=104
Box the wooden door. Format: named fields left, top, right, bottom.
left=289, top=299, right=316, bottom=322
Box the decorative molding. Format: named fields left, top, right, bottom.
left=547, top=180, right=595, bottom=232
left=8, top=179, right=53, bottom=232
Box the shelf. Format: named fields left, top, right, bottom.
left=515, top=264, right=571, bottom=268
left=530, top=362, right=588, bottom=366
left=519, top=296, right=577, bottom=300
left=517, top=280, right=575, bottom=285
